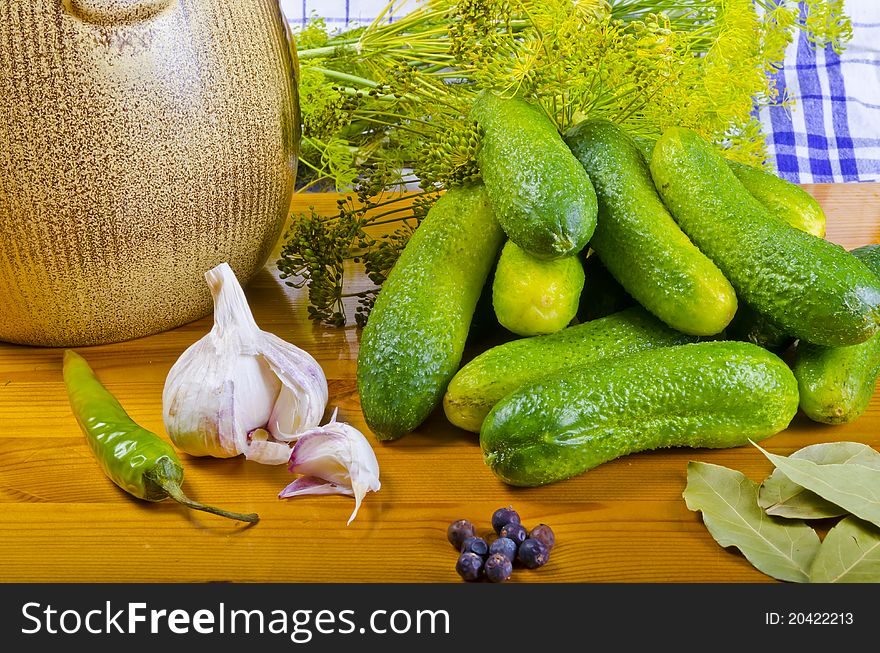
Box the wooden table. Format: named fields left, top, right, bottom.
left=1, top=185, right=879, bottom=584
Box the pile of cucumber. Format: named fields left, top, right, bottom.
left=356, top=91, right=880, bottom=487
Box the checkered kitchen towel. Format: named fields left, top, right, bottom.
left=759, top=0, right=880, bottom=183
left=282, top=0, right=880, bottom=183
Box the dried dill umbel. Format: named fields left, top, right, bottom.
left=278, top=186, right=439, bottom=328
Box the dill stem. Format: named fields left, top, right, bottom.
left=333, top=86, right=402, bottom=102
left=314, top=194, right=428, bottom=224
left=308, top=66, right=381, bottom=88
left=296, top=174, right=331, bottom=193
left=307, top=66, right=423, bottom=102
left=341, top=291, right=378, bottom=299
left=365, top=206, right=419, bottom=223
left=369, top=215, right=417, bottom=228
left=357, top=116, right=426, bottom=136
left=362, top=193, right=426, bottom=210
left=357, top=109, right=440, bottom=130
left=297, top=155, right=329, bottom=177
left=296, top=39, right=361, bottom=59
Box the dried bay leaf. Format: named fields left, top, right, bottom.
left=684, top=461, right=821, bottom=583
left=758, top=442, right=880, bottom=520
left=754, top=443, right=880, bottom=530
left=809, top=516, right=880, bottom=583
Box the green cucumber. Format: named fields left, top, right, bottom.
left=650, top=127, right=880, bottom=347
left=471, top=92, right=597, bottom=259
left=794, top=244, right=880, bottom=424
left=443, top=306, right=698, bottom=433
left=357, top=184, right=504, bottom=441
left=565, top=119, right=737, bottom=336
left=635, top=135, right=827, bottom=237
left=727, top=160, right=826, bottom=238
left=492, top=240, right=584, bottom=336
left=852, top=244, right=880, bottom=279
left=480, top=341, right=799, bottom=487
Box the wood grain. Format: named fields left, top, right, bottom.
left=1, top=184, right=878, bottom=583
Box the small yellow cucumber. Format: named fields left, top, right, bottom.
left=492, top=240, right=584, bottom=337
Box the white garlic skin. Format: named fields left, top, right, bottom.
left=162, top=263, right=328, bottom=464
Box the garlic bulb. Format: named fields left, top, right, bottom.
left=279, top=411, right=381, bottom=524
left=162, top=263, right=328, bottom=465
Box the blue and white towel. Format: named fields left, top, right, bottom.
left=282, top=0, right=880, bottom=183
left=759, top=1, right=880, bottom=182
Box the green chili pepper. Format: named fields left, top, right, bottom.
left=62, top=350, right=259, bottom=524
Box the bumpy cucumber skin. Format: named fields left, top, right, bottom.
left=727, top=160, right=826, bottom=238
left=471, top=92, right=597, bottom=259
left=794, top=245, right=880, bottom=424
left=480, top=341, right=799, bottom=487
left=565, top=119, right=736, bottom=336
left=636, top=135, right=827, bottom=238
left=651, top=127, right=880, bottom=347
left=443, top=306, right=698, bottom=433
left=357, top=184, right=504, bottom=441
left=723, top=163, right=818, bottom=352
left=852, top=244, right=880, bottom=272
left=795, top=339, right=880, bottom=424
left=492, top=240, right=585, bottom=337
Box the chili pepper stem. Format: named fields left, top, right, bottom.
left=151, top=474, right=260, bottom=524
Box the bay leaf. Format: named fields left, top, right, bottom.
left=809, top=516, right=880, bottom=583
left=754, top=443, right=880, bottom=529
left=758, top=442, right=880, bottom=519
left=684, top=461, right=821, bottom=583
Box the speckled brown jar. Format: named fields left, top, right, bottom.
left=0, top=0, right=300, bottom=346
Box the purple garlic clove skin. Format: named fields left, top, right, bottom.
left=280, top=417, right=381, bottom=525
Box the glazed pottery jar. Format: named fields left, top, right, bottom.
left=0, top=0, right=300, bottom=346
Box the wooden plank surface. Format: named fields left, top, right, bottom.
left=1, top=183, right=879, bottom=583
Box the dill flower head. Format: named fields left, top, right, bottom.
left=283, top=0, right=853, bottom=325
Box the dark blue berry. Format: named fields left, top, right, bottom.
left=489, top=536, right=517, bottom=561
left=456, top=552, right=484, bottom=582
left=491, top=506, right=521, bottom=534
left=529, top=524, right=555, bottom=552
left=517, top=538, right=550, bottom=569
left=484, top=553, right=513, bottom=583
left=499, top=522, right=527, bottom=546
left=460, top=536, right=489, bottom=557
left=447, top=519, right=476, bottom=550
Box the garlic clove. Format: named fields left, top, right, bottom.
left=230, top=353, right=283, bottom=435
left=262, top=332, right=329, bottom=442
left=163, top=338, right=240, bottom=459
left=245, top=427, right=291, bottom=464
left=281, top=418, right=381, bottom=524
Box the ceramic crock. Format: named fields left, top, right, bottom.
left=0, top=0, right=300, bottom=346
